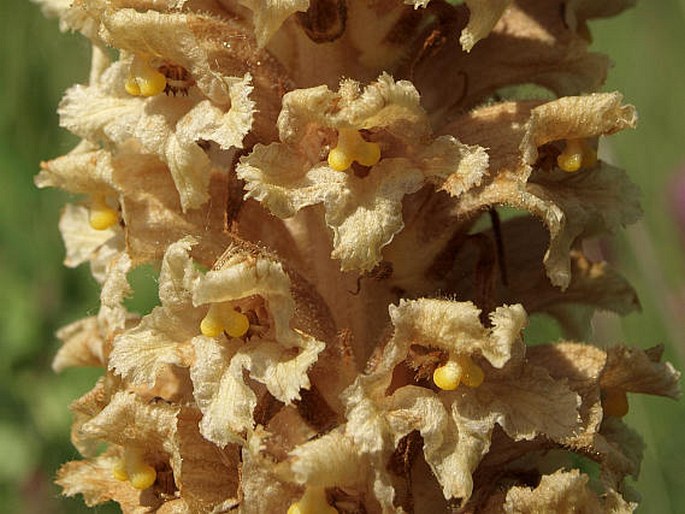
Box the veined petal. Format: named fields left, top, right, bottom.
left=80, top=391, right=179, bottom=454
left=52, top=317, right=107, bottom=372
left=447, top=94, right=639, bottom=289
left=109, top=238, right=202, bottom=387
left=501, top=469, right=635, bottom=514
left=326, top=159, right=425, bottom=272
left=240, top=0, right=310, bottom=47
left=59, top=204, right=119, bottom=270
left=190, top=336, right=258, bottom=447
left=289, top=431, right=368, bottom=488
left=109, top=307, right=196, bottom=387
left=460, top=0, right=512, bottom=52
left=602, top=345, right=681, bottom=399
left=237, top=335, right=324, bottom=403
left=175, top=74, right=254, bottom=151
left=36, top=146, right=116, bottom=195
left=239, top=147, right=348, bottom=219
left=389, top=299, right=526, bottom=369
left=240, top=74, right=485, bottom=271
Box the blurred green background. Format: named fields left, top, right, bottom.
left=1, top=0, right=683, bottom=512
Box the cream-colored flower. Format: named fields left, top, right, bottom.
left=499, top=469, right=636, bottom=514
left=59, top=390, right=241, bottom=513
left=241, top=0, right=310, bottom=48
left=109, top=238, right=326, bottom=447
left=238, top=73, right=487, bottom=272
left=37, top=1, right=679, bottom=512
left=527, top=341, right=680, bottom=490
left=58, top=204, right=124, bottom=282
left=57, top=7, right=256, bottom=211
left=344, top=299, right=580, bottom=504
left=445, top=92, right=639, bottom=289
left=284, top=430, right=391, bottom=513
left=60, top=62, right=253, bottom=211
left=36, top=143, right=126, bottom=278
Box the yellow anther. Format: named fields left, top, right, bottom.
left=112, top=448, right=157, bottom=490
left=124, top=77, right=142, bottom=96
left=287, top=487, right=338, bottom=514
left=433, top=361, right=462, bottom=391
left=200, top=303, right=250, bottom=338
left=602, top=388, right=629, bottom=418
left=129, top=464, right=157, bottom=490
left=557, top=139, right=598, bottom=173
left=126, top=55, right=167, bottom=97
left=433, top=355, right=484, bottom=391
left=89, top=194, right=118, bottom=231
left=327, top=128, right=381, bottom=172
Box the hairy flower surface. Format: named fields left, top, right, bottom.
left=35, top=0, right=680, bottom=512
left=238, top=73, right=487, bottom=271
left=344, top=299, right=580, bottom=506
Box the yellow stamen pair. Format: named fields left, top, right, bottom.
left=602, top=388, right=629, bottom=418
left=200, top=303, right=250, bottom=338
left=89, top=194, right=118, bottom=231
left=112, top=448, right=157, bottom=490
left=287, top=487, right=338, bottom=514
left=327, top=128, right=381, bottom=172
left=125, top=55, right=167, bottom=97
left=556, top=138, right=598, bottom=173
left=433, top=354, right=485, bottom=391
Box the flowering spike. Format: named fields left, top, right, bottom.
left=287, top=487, right=338, bottom=514
left=602, top=388, right=629, bottom=418
left=200, top=303, right=250, bottom=338
left=89, top=194, right=118, bottom=231
left=112, top=448, right=157, bottom=490
left=327, top=129, right=380, bottom=171
left=126, top=56, right=167, bottom=97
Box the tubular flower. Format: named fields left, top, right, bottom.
left=238, top=73, right=488, bottom=272
left=342, top=299, right=582, bottom=506
left=34, top=0, right=680, bottom=513
left=108, top=238, right=329, bottom=447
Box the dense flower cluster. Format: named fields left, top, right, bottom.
left=36, top=0, right=679, bottom=512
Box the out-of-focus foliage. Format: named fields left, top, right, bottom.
left=1, top=0, right=683, bottom=512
